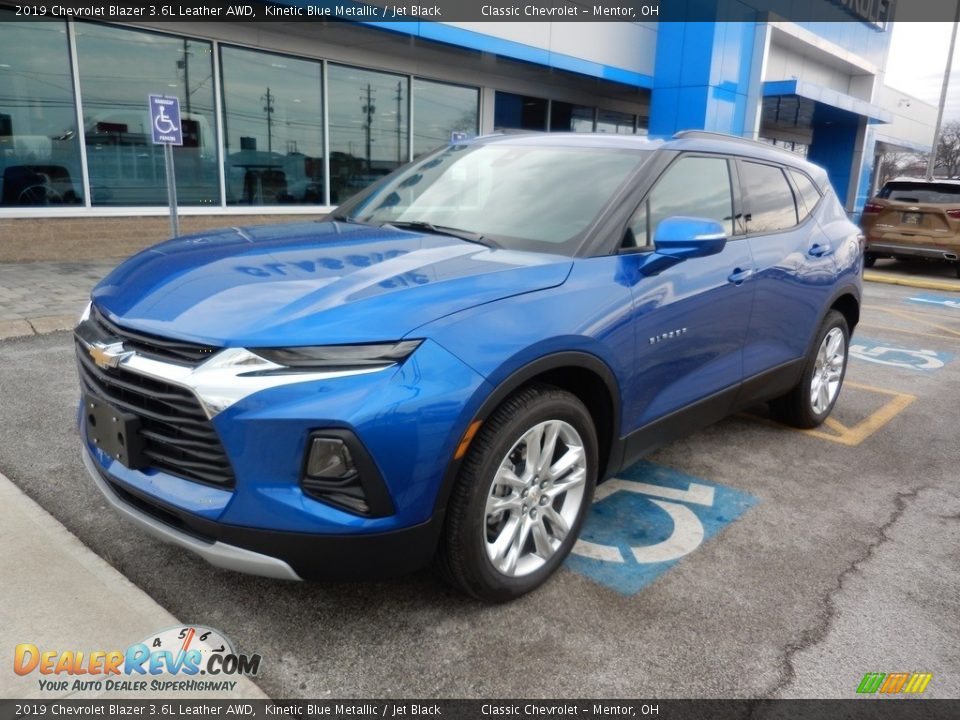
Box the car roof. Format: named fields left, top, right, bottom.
left=474, top=131, right=664, bottom=151
left=474, top=130, right=829, bottom=187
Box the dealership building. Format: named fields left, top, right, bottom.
left=0, top=1, right=938, bottom=260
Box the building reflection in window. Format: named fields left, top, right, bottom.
left=328, top=64, right=408, bottom=204
left=74, top=23, right=219, bottom=206
left=0, top=13, right=84, bottom=207
left=220, top=46, right=324, bottom=206
left=413, top=78, right=478, bottom=159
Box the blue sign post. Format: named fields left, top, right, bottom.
left=148, top=95, right=183, bottom=237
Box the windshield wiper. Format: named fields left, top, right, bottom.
left=383, top=221, right=498, bottom=248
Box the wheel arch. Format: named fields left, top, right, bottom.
left=792, top=286, right=860, bottom=366
left=830, top=291, right=860, bottom=335
left=433, top=351, right=622, bottom=518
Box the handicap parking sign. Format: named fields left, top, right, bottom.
left=149, top=95, right=182, bottom=146
left=566, top=461, right=757, bottom=595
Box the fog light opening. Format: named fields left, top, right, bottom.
left=300, top=432, right=394, bottom=518
left=306, top=437, right=356, bottom=479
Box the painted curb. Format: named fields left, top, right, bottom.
left=864, top=272, right=960, bottom=293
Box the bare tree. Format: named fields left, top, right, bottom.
left=935, top=119, right=960, bottom=178
left=875, top=150, right=928, bottom=187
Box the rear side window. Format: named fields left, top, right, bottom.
left=789, top=169, right=822, bottom=220
left=878, top=182, right=960, bottom=204
left=741, top=161, right=798, bottom=233
left=625, top=155, right=733, bottom=248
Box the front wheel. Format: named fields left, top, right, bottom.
left=438, top=384, right=597, bottom=602
left=863, top=252, right=877, bottom=268
left=770, top=310, right=849, bottom=429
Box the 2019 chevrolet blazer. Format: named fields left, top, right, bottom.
left=76, top=131, right=863, bottom=601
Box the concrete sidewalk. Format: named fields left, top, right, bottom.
left=0, top=471, right=268, bottom=700
left=0, top=260, right=119, bottom=340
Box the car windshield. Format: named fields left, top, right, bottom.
left=342, top=142, right=651, bottom=254
left=879, top=182, right=960, bottom=204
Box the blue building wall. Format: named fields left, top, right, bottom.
left=648, top=21, right=758, bottom=137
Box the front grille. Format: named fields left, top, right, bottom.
left=90, top=306, right=218, bottom=366
left=76, top=338, right=236, bottom=489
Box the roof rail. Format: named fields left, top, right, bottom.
left=672, top=130, right=811, bottom=161
left=672, top=129, right=776, bottom=148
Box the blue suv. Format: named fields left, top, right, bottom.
left=76, top=131, right=862, bottom=601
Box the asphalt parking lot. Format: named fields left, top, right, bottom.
left=0, top=280, right=958, bottom=699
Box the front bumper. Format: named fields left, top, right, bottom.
left=82, top=445, right=444, bottom=580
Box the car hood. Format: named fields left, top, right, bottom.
left=91, top=221, right=573, bottom=346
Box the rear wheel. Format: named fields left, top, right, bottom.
left=955, top=262, right=960, bottom=279
left=438, top=384, right=597, bottom=602
left=770, top=310, right=849, bottom=429
left=863, top=253, right=877, bottom=268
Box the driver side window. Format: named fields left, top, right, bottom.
left=624, top=156, right=734, bottom=248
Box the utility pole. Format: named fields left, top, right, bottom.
left=262, top=87, right=274, bottom=154
left=361, top=84, right=375, bottom=174
left=395, top=80, right=403, bottom=165
left=178, top=39, right=191, bottom=116
left=927, top=4, right=960, bottom=180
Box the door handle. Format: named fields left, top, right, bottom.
left=808, top=242, right=833, bottom=257
left=727, top=267, right=754, bottom=285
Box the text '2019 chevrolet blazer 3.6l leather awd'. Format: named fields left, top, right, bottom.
left=76, top=131, right=863, bottom=601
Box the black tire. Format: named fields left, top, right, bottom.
left=770, top=310, right=850, bottom=429
left=863, top=253, right=877, bottom=268
left=438, top=384, right=598, bottom=602
left=955, top=262, right=960, bottom=279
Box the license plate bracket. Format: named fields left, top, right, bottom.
left=902, top=212, right=922, bottom=225
left=83, top=393, right=148, bottom=469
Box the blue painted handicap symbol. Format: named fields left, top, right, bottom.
left=850, top=336, right=953, bottom=371
left=566, top=461, right=757, bottom=595
left=905, top=293, right=960, bottom=311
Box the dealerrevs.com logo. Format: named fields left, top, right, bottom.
left=13, top=626, right=261, bottom=694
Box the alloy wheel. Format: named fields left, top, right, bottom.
left=483, top=420, right=587, bottom=577
left=810, top=327, right=846, bottom=415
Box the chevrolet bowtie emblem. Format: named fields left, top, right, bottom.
left=88, top=342, right=129, bottom=370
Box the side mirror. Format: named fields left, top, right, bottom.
left=653, top=216, right=727, bottom=260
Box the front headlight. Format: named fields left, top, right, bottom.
left=250, top=340, right=422, bottom=370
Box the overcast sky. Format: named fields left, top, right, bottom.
left=886, top=22, right=960, bottom=121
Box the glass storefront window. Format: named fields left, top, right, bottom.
left=74, top=24, right=218, bottom=206
left=328, top=64, right=408, bottom=204
left=0, top=14, right=84, bottom=207
left=494, top=92, right=548, bottom=131
left=413, top=78, right=478, bottom=159
left=596, top=109, right=635, bottom=135
left=220, top=46, right=324, bottom=205
left=550, top=102, right=595, bottom=132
